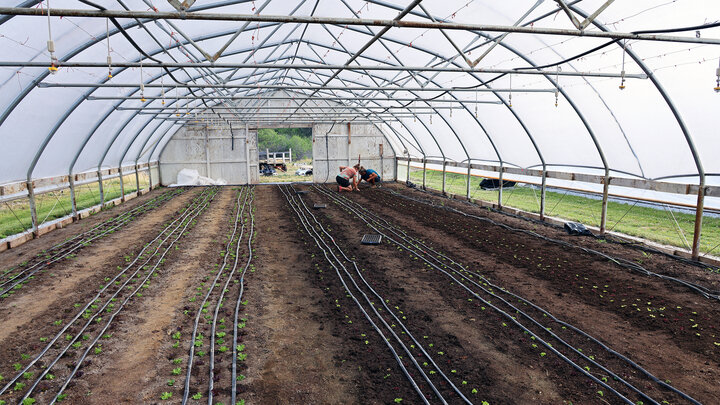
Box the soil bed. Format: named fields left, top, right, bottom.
left=1, top=183, right=717, bottom=404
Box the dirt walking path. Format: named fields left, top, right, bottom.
left=240, top=185, right=359, bottom=404
left=74, top=188, right=234, bottom=404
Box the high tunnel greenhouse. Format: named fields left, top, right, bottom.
left=0, top=1, right=719, bottom=404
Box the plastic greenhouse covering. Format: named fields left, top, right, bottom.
left=0, top=1, right=719, bottom=243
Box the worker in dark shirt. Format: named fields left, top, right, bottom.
left=359, top=167, right=381, bottom=186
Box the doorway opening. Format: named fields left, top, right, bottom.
left=257, top=128, right=313, bottom=183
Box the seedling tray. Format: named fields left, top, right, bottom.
left=361, top=234, right=383, bottom=245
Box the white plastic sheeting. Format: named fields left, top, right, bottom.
left=173, top=168, right=227, bottom=187
left=0, top=0, right=718, bottom=189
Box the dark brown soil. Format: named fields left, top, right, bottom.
left=309, top=183, right=720, bottom=404
left=1, top=182, right=717, bottom=405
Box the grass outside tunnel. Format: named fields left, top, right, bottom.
left=0, top=175, right=149, bottom=239
left=402, top=163, right=720, bottom=255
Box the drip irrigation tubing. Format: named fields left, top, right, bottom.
left=387, top=187, right=720, bottom=302
left=0, top=187, right=185, bottom=297
left=208, top=187, right=255, bottom=405
left=0, top=187, right=216, bottom=403
left=48, top=186, right=219, bottom=405
left=0, top=188, right=181, bottom=294
left=181, top=187, right=251, bottom=405
left=316, top=185, right=702, bottom=405
left=280, top=184, right=458, bottom=404
left=230, top=186, right=256, bottom=405
left=289, top=184, right=472, bottom=403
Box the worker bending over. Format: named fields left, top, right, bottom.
left=359, top=167, right=381, bottom=186
left=337, top=164, right=360, bottom=192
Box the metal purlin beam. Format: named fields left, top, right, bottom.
left=5, top=6, right=720, bottom=46
left=569, top=4, right=706, bottom=258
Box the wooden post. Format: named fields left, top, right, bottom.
left=442, top=160, right=447, bottom=195
left=98, top=170, right=105, bottom=208
left=119, top=166, right=125, bottom=202
left=405, top=154, right=410, bottom=184
left=498, top=167, right=503, bottom=210
left=379, top=144, right=384, bottom=181
left=600, top=170, right=610, bottom=234
left=347, top=123, right=352, bottom=167
left=134, top=164, right=140, bottom=195
left=691, top=184, right=705, bottom=260
left=246, top=124, right=252, bottom=185
left=422, top=157, right=427, bottom=190
left=204, top=128, right=211, bottom=178
left=466, top=161, right=472, bottom=200
left=69, top=175, right=78, bottom=220
left=540, top=169, right=547, bottom=221
left=27, top=181, right=39, bottom=237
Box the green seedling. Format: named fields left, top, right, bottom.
left=192, top=393, right=202, bottom=400
left=167, top=379, right=175, bottom=386
left=171, top=367, right=182, bottom=375
left=172, top=358, right=182, bottom=365
left=13, top=363, right=22, bottom=371
left=160, top=392, right=172, bottom=400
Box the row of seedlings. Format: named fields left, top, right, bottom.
left=169, top=186, right=255, bottom=405
left=280, top=184, right=469, bottom=405
left=0, top=187, right=186, bottom=300
left=379, top=188, right=720, bottom=356
left=0, top=187, right=219, bottom=405
left=387, top=188, right=720, bottom=301
left=317, top=185, right=702, bottom=405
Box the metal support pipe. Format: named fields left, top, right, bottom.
left=600, top=170, right=610, bottom=233
left=148, top=163, right=154, bottom=191
left=692, top=185, right=706, bottom=260
left=89, top=95, right=504, bottom=104
left=27, top=181, right=38, bottom=237
left=37, top=82, right=556, bottom=93
left=0, top=61, right=647, bottom=79
left=4, top=7, right=719, bottom=45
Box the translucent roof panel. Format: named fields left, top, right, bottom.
left=0, top=0, right=718, bottom=190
